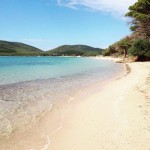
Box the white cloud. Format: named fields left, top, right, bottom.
left=56, top=0, right=137, bottom=18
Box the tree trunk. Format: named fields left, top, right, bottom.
left=124, top=49, right=127, bottom=58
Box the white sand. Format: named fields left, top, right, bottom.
left=1, top=59, right=150, bottom=150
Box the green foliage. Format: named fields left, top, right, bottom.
left=126, top=0, right=150, bottom=20
left=105, top=0, right=150, bottom=61
left=128, top=38, right=150, bottom=60
left=125, top=0, right=150, bottom=39
left=118, top=37, right=132, bottom=50
left=102, top=48, right=111, bottom=56
left=0, top=41, right=103, bottom=56
left=102, top=36, right=133, bottom=57
left=102, top=45, right=119, bottom=56
left=108, top=45, right=117, bottom=54
left=0, top=40, right=43, bottom=56
left=47, top=45, right=103, bottom=56
left=118, top=36, right=133, bottom=57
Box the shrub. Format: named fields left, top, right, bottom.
left=128, top=38, right=150, bottom=60
left=102, top=49, right=111, bottom=56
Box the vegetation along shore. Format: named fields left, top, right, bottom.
left=102, top=0, right=150, bottom=62
left=0, top=0, right=150, bottom=149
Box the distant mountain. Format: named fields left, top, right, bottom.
left=46, top=45, right=103, bottom=56
left=0, top=40, right=43, bottom=56
left=0, top=41, right=103, bottom=56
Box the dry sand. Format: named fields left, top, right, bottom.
left=0, top=58, right=150, bottom=150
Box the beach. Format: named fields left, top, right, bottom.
left=0, top=58, right=150, bottom=150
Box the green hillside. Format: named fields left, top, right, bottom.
left=0, top=41, right=103, bottom=56
left=45, top=45, right=103, bottom=56
left=0, top=40, right=43, bottom=56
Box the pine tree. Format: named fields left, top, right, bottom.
left=125, top=0, right=150, bottom=39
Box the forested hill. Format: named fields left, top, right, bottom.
left=46, top=45, right=103, bottom=56
left=0, top=41, right=103, bottom=56
left=0, top=40, right=43, bottom=56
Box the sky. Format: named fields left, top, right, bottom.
left=0, top=0, right=137, bottom=50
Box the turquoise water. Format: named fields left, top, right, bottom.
left=0, top=56, right=121, bottom=85
left=0, top=56, right=123, bottom=137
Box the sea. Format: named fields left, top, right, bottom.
left=0, top=56, right=123, bottom=137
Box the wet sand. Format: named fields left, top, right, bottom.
left=0, top=59, right=150, bottom=150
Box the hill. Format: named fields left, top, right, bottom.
left=0, top=40, right=43, bottom=56
left=45, top=45, right=103, bottom=56
left=0, top=41, right=103, bottom=56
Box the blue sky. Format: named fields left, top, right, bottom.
left=0, top=0, right=137, bottom=50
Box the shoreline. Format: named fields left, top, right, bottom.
left=0, top=58, right=150, bottom=149
left=48, top=60, right=150, bottom=150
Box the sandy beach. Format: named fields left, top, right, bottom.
left=0, top=58, right=150, bottom=150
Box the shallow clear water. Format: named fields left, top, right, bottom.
left=0, top=56, right=121, bottom=85
left=0, top=56, right=123, bottom=137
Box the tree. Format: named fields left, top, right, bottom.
left=118, top=36, right=132, bottom=58
left=102, top=48, right=111, bottom=56
left=108, top=45, right=116, bottom=55
left=125, top=0, right=150, bottom=39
